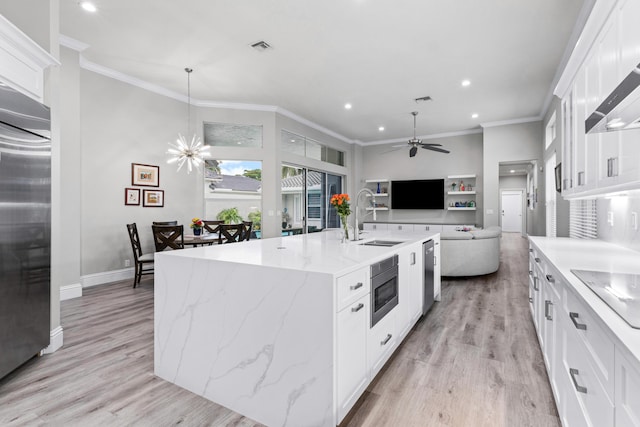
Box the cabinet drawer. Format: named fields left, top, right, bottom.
left=560, top=315, right=614, bottom=427
left=388, top=223, right=414, bottom=233
left=336, top=268, right=369, bottom=312
left=562, top=286, right=614, bottom=399
left=415, top=224, right=442, bottom=232
left=367, top=309, right=397, bottom=378
left=363, top=223, right=388, bottom=231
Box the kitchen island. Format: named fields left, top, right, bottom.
left=154, top=230, right=439, bottom=427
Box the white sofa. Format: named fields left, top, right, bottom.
left=440, top=226, right=501, bottom=277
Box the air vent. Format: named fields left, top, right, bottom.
left=250, top=41, right=272, bottom=51
left=414, top=96, right=432, bottom=103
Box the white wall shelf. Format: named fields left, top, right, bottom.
left=447, top=174, right=476, bottom=179
left=448, top=207, right=476, bottom=211
left=447, top=191, right=476, bottom=195
left=364, top=179, right=389, bottom=183
left=366, top=193, right=388, bottom=197
left=366, top=207, right=389, bottom=211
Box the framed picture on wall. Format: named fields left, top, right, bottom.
left=125, top=188, right=140, bottom=206
left=142, top=189, right=164, bottom=207
left=132, top=163, right=160, bottom=187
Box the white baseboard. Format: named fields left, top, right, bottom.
left=41, top=326, right=63, bottom=354
left=60, top=283, right=82, bottom=301
left=81, top=267, right=134, bottom=288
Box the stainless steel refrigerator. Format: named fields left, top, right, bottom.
left=0, top=81, right=51, bottom=380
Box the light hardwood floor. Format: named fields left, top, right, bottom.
left=0, top=233, right=558, bottom=426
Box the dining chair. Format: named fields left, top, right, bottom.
left=152, top=224, right=185, bottom=251
left=242, top=221, right=253, bottom=241
left=218, top=223, right=246, bottom=244
left=153, top=220, right=178, bottom=226
left=126, top=223, right=154, bottom=288
left=203, top=220, right=223, bottom=234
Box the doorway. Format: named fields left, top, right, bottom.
left=500, top=190, right=524, bottom=233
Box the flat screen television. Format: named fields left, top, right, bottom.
left=391, top=179, right=445, bottom=209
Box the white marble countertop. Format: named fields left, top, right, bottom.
left=158, top=230, right=439, bottom=277
left=529, top=236, right=640, bottom=363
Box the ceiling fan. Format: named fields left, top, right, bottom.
left=392, top=111, right=450, bottom=158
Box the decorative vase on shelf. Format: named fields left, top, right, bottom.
left=193, top=228, right=202, bottom=236
left=340, top=214, right=349, bottom=242
left=377, top=182, right=381, bottom=193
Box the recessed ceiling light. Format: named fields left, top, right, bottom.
left=290, top=139, right=295, bottom=143
left=344, top=103, right=352, bottom=110
left=462, top=80, right=471, bottom=87
left=471, top=113, right=479, bottom=119
left=510, top=169, right=515, bottom=173
left=378, top=126, right=385, bottom=132
left=79, top=1, right=97, bottom=12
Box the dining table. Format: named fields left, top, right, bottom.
left=182, top=233, right=219, bottom=247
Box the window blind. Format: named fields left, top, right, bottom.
left=569, top=199, right=598, bottom=239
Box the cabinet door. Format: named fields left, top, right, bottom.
left=562, top=92, right=575, bottom=193
left=618, top=0, right=640, bottom=78
left=363, top=223, right=388, bottom=231
left=615, top=347, right=640, bottom=427
left=598, top=131, right=622, bottom=188
left=389, top=223, right=414, bottom=233
left=573, top=69, right=590, bottom=190
left=598, top=17, right=620, bottom=100
left=396, top=247, right=411, bottom=339
left=408, top=244, right=424, bottom=324
left=336, top=295, right=370, bottom=422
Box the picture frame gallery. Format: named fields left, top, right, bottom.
left=131, top=163, right=159, bottom=187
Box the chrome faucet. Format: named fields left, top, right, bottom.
left=353, top=187, right=376, bottom=241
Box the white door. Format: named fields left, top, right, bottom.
left=501, top=190, right=523, bottom=233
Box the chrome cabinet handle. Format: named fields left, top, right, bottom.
left=529, top=270, right=533, bottom=276
left=410, top=252, right=416, bottom=265
left=350, top=282, right=363, bottom=291
left=570, top=312, right=587, bottom=330
left=529, top=248, right=533, bottom=253
left=578, top=171, right=585, bottom=186
left=545, top=300, right=553, bottom=320
left=535, top=257, right=541, bottom=263
left=380, top=334, right=392, bottom=346
left=546, top=274, right=555, bottom=283
left=607, top=157, right=619, bottom=177
left=529, top=297, right=533, bottom=303
left=351, top=303, right=364, bottom=313
left=533, top=277, right=539, bottom=291
left=569, top=368, right=587, bottom=394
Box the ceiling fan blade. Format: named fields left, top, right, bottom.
left=421, top=146, right=450, bottom=153
left=419, top=143, right=442, bottom=147
left=409, top=146, right=418, bottom=157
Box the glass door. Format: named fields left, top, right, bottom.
left=281, top=164, right=342, bottom=234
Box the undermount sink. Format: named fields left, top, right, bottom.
left=359, top=240, right=405, bottom=247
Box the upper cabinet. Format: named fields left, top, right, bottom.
left=561, top=0, right=640, bottom=199
left=0, top=15, right=58, bottom=103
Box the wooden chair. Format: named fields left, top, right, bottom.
left=242, top=221, right=253, bottom=241
left=153, top=220, right=178, bottom=226
left=218, top=223, right=246, bottom=244
left=126, top=223, right=154, bottom=288
left=203, top=220, right=223, bottom=234
left=152, top=225, right=185, bottom=251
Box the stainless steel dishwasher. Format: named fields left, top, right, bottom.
left=423, top=240, right=435, bottom=315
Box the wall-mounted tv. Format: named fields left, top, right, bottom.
left=391, top=179, right=445, bottom=209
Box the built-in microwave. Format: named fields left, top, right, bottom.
left=370, top=255, right=399, bottom=327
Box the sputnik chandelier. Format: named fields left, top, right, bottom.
left=167, top=67, right=209, bottom=173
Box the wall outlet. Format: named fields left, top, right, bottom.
left=632, top=212, right=638, bottom=231
left=607, top=211, right=614, bottom=226
left=124, top=259, right=131, bottom=267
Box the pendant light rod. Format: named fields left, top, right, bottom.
left=411, top=111, right=418, bottom=140
left=185, top=67, right=193, bottom=135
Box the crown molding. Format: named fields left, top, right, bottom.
left=362, top=128, right=483, bottom=146
left=481, top=116, right=542, bottom=128
left=0, top=14, right=59, bottom=68
left=59, top=34, right=90, bottom=52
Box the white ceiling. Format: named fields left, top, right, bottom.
left=58, top=0, right=589, bottom=143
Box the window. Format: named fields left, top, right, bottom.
left=281, top=130, right=345, bottom=166
left=204, top=122, right=262, bottom=148
left=570, top=200, right=598, bottom=239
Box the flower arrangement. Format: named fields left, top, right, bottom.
left=330, top=193, right=351, bottom=240
left=190, top=217, right=204, bottom=229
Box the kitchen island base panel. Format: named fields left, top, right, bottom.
left=154, top=255, right=335, bottom=427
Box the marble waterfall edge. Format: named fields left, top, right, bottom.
left=154, top=254, right=335, bottom=427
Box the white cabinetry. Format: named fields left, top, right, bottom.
left=367, top=308, right=397, bottom=378
left=446, top=174, right=476, bottom=210
left=615, top=347, right=640, bottom=427
left=561, top=1, right=640, bottom=198
left=336, top=293, right=369, bottom=421
left=528, top=239, right=639, bottom=427
left=397, top=242, right=424, bottom=340
left=0, top=15, right=58, bottom=103
left=363, top=223, right=388, bottom=231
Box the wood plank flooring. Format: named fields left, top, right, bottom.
left=0, top=233, right=558, bottom=426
